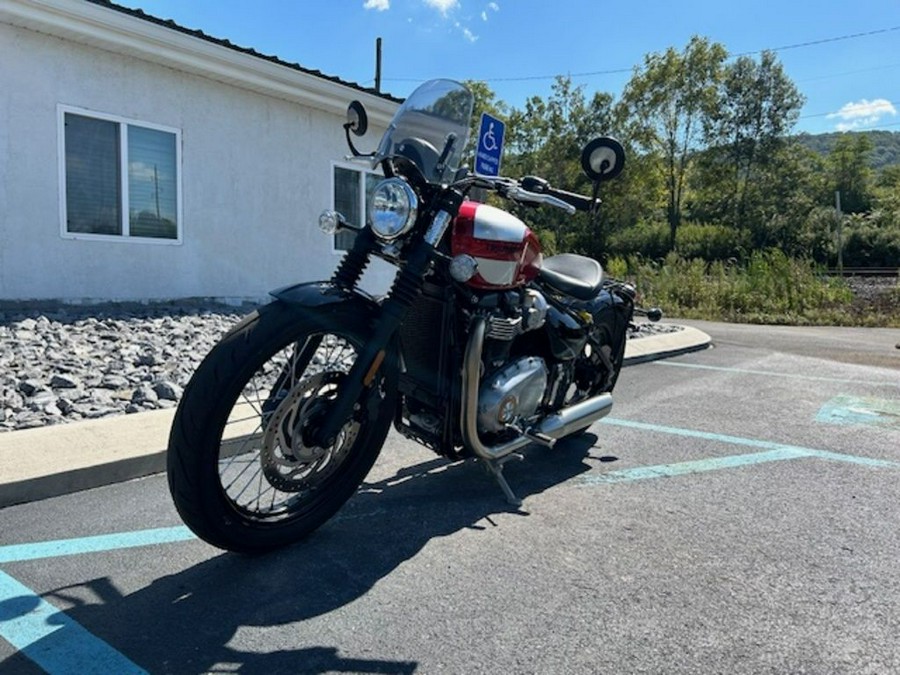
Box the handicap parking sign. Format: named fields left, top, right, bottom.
left=475, top=112, right=505, bottom=177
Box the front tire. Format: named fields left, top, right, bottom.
left=167, top=301, right=396, bottom=553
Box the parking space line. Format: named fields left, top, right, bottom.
left=583, top=447, right=810, bottom=483
left=0, top=570, right=147, bottom=674
left=580, top=417, right=900, bottom=485
left=0, top=526, right=194, bottom=564
left=655, top=361, right=900, bottom=388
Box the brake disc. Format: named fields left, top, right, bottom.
left=260, top=372, right=360, bottom=492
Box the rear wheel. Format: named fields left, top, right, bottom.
left=561, top=330, right=627, bottom=439
left=167, top=302, right=396, bottom=553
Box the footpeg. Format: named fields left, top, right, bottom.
left=506, top=423, right=556, bottom=449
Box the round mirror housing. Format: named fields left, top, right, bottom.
left=581, top=137, right=625, bottom=182
left=346, top=100, right=368, bottom=137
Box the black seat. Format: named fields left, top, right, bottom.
left=538, top=253, right=604, bottom=300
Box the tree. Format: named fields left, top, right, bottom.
left=618, top=36, right=727, bottom=249
left=700, top=50, right=805, bottom=229
left=499, top=77, right=617, bottom=256
left=828, top=133, right=875, bottom=214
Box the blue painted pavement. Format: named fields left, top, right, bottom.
left=581, top=417, right=900, bottom=485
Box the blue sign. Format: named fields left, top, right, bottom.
left=475, top=112, right=505, bottom=176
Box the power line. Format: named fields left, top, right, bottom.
left=381, top=25, right=900, bottom=86
left=732, top=25, right=900, bottom=57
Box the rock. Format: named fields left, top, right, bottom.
left=131, top=386, right=159, bottom=405
left=100, top=374, right=130, bottom=389
left=18, top=379, right=42, bottom=396
left=152, top=381, right=182, bottom=401
left=50, top=374, right=81, bottom=389
left=135, top=352, right=158, bottom=366
left=29, top=390, right=56, bottom=409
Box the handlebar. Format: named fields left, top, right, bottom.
left=503, top=184, right=577, bottom=214
left=466, top=174, right=597, bottom=215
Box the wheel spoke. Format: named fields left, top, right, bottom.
left=215, top=332, right=365, bottom=519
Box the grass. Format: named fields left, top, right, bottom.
left=607, top=250, right=900, bottom=328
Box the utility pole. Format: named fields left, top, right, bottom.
left=375, top=37, right=382, bottom=93
left=835, top=190, right=843, bottom=273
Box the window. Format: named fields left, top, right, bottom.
left=332, top=163, right=380, bottom=251
left=59, top=106, right=181, bottom=242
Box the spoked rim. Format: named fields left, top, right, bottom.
left=215, top=332, right=371, bottom=520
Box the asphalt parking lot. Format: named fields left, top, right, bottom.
left=1, top=320, right=899, bottom=674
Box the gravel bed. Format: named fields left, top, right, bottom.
left=0, top=299, right=677, bottom=433
left=1, top=301, right=252, bottom=432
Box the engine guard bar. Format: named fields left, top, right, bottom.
left=460, top=317, right=614, bottom=461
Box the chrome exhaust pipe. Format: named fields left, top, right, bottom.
left=535, top=393, right=613, bottom=438
left=461, top=317, right=614, bottom=462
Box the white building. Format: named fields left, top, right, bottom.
left=0, top=0, right=399, bottom=302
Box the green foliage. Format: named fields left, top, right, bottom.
left=841, top=212, right=900, bottom=267
left=796, top=130, right=900, bottom=171
left=797, top=206, right=839, bottom=264
left=457, top=36, right=897, bottom=305
left=608, top=220, right=749, bottom=261
left=607, top=221, right=670, bottom=260
left=676, top=222, right=749, bottom=260
left=617, top=36, right=728, bottom=248
left=828, top=133, right=875, bottom=213
left=616, top=250, right=888, bottom=326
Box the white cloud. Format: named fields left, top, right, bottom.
left=363, top=0, right=389, bottom=10
left=424, top=0, right=459, bottom=16
left=481, top=2, right=499, bottom=20
left=828, top=98, right=897, bottom=131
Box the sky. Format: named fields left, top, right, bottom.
left=115, top=0, right=900, bottom=135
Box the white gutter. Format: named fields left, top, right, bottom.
left=0, top=0, right=399, bottom=124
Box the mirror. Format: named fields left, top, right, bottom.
left=581, top=137, right=625, bottom=182
left=346, top=100, right=368, bottom=137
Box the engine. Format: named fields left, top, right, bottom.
left=477, top=356, right=548, bottom=434
left=474, top=288, right=551, bottom=434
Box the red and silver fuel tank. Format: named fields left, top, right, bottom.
left=451, top=201, right=543, bottom=291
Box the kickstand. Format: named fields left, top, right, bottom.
left=482, top=453, right=524, bottom=507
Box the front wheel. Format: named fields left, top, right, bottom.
left=166, top=302, right=396, bottom=553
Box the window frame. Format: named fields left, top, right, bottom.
left=57, top=104, right=183, bottom=245
left=329, top=160, right=382, bottom=253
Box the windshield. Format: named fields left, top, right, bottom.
left=374, top=79, right=474, bottom=184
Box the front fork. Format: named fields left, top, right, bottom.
left=310, top=197, right=461, bottom=448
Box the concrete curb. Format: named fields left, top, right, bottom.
left=0, top=324, right=711, bottom=508
left=623, top=325, right=712, bottom=366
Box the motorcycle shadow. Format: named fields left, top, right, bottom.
left=43, top=432, right=605, bottom=674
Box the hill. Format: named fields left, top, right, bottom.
left=794, top=130, right=900, bottom=170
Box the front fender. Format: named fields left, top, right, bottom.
left=269, top=281, right=381, bottom=327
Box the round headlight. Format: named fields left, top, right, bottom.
left=369, top=178, right=418, bottom=241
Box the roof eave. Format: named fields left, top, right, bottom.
left=0, top=0, right=399, bottom=123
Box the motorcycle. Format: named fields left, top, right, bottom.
left=167, top=78, right=659, bottom=553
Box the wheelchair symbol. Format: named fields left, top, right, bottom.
left=482, top=123, right=498, bottom=152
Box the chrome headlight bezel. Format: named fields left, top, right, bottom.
left=368, top=178, right=418, bottom=241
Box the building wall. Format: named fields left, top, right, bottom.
left=0, top=20, right=395, bottom=302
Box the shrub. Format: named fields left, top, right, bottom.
left=841, top=211, right=900, bottom=267
left=618, top=250, right=868, bottom=325
left=676, top=222, right=750, bottom=261
left=607, top=221, right=669, bottom=260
